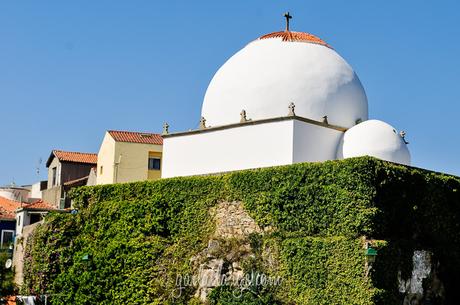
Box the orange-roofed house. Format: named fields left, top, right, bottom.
left=0, top=197, right=20, bottom=249
left=15, top=199, right=56, bottom=235
left=42, top=150, right=97, bottom=209
left=96, top=130, right=163, bottom=185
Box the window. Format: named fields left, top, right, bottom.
left=1, top=230, right=14, bottom=248
left=148, top=158, right=161, bottom=170
left=52, top=166, right=57, bottom=186
left=30, top=214, right=42, bottom=224
left=100, top=166, right=103, bottom=175
left=17, top=215, right=21, bottom=227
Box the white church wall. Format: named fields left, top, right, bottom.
left=162, top=120, right=294, bottom=178
left=292, top=120, right=344, bottom=163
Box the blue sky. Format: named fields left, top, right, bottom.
left=1, top=1, right=459, bottom=185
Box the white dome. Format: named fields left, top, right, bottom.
left=201, top=31, right=368, bottom=128
left=338, top=119, right=411, bottom=165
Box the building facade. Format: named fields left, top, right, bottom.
left=162, top=25, right=411, bottom=178
left=42, top=150, right=97, bottom=208
left=96, top=130, right=163, bottom=185
left=0, top=185, right=30, bottom=203
left=163, top=116, right=345, bottom=178
left=15, top=200, right=55, bottom=236
left=0, top=197, right=20, bottom=249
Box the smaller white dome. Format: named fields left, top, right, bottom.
left=338, top=119, right=411, bottom=165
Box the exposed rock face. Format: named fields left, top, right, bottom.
left=398, top=250, right=445, bottom=305
left=193, top=201, right=263, bottom=302
left=213, top=201, right=262, bottom=239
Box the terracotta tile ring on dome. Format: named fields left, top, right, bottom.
left=259, top=31, right=332, bottom=49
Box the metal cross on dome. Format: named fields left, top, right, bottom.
left=284, top=12, right=292, bottom=31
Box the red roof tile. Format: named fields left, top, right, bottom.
left=259, top=31, right=331, bottom=48
left=22, top=199, right=55, bottom=210
left=0, top=196, right=21, bottom=219
left=47, top=150, right=97, bottom=167
left=108, top=130, right=163, bottom=145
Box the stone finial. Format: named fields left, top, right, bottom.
left=288, top=102, right=296, bottom=116
left=162, top=122, right=169, bottom=135
left=400, top=130, right=409, bottom=144
left=322, top=115, right=329, bottom=124
left=199, top=117, right=207, bottom=129
left=240, top=109, right=248, bottom=123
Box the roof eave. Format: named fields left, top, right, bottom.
left=45, top=150, right=57, bottom=168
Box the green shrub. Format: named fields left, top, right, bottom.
left=209, top=284, right=281, bottom=305
left=21, top=157, right=460, bottom=304
left=0, top=250, right=15, bottom=296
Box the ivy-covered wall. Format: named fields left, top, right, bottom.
left=0, top=250, right=15, bottom=296
left=20, top=157, right=460, bottom=304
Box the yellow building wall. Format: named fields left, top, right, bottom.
left=96, top=132, right=116, bottom=185
left=97, top=132, right=163, bottom=185
left=113, top=142, right=163, bottom=184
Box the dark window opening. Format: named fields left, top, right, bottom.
left=30, top=214, right=42, bottom=225
left=148, top=158, right=161, bottom=170
left=52, top=167, right=57, bottom=186
left=1, top=230, right=14, bottom=248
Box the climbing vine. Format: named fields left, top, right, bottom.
left=21, top=157, right=460, bottom=304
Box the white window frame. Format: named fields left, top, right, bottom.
left=57, top=163, right=61, bottom=185
left=1, top=230, right=15, bottom=248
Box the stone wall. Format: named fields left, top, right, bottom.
left=398, top=250, right=445, bottom=304
left=192, top=201, right=264, bottom=302
left=212, top=201, right=263, bottom=239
